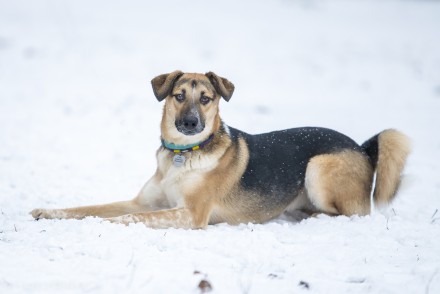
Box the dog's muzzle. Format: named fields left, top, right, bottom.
left=176, top=115, right=205, bottom=135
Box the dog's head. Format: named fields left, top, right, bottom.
left=151, top=71, right=234, bottom=144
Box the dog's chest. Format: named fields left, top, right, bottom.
left=157, top=150, right=219, bottom=207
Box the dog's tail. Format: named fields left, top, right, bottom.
left=361, top=129, right=411, bottom=207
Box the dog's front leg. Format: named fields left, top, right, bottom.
left=30, top=170, right=166, bottom=220
left=106, top=207, right=207, bottom=229
left=30, top=200, right=148, bottom=220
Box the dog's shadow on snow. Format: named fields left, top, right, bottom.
left=278, top=210, right=311, bottom=223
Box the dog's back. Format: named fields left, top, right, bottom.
left=222, top=126, right=410, bottom=222
left=234, top=126, right=362, bottom=196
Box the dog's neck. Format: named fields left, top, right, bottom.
left=161, top=134, right=215, bottom=153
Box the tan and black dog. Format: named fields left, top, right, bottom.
left=31, top=71, right=411, bottom=229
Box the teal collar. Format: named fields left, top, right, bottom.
left=161, top=134, right=215, bottom=154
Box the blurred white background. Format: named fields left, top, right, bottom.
left=1, top=1, right=439, bottom=293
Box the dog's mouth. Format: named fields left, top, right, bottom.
left=175, top=116, right=205, bottom=136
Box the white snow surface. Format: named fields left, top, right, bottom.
left=1, top=0, right=440, bottom=293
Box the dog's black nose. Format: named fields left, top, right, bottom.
left=183, top=116, right=198, bottom=129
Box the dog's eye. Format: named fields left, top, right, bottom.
left=200, top=96, right=211, bottom=105
left=174, top=94, right=185, bottom=102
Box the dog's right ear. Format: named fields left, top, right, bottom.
left=151, top=70, right=184, bottom=102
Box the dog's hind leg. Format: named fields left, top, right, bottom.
left=304, top=151, right=374, bottom=216
left=31, top=170, right=166, bottom=220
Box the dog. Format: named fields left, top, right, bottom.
left=31, top=71, right=411, bottom=229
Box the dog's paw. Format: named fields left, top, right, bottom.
left=105, top=214, right=139, bottom=226
left=104, top=216, right=124, bottom=225
left=30, top=208, right=60, bottom=220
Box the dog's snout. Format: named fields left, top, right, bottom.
left=183, top=116, right=198, bottom=129
left=175, top=111, right=204, bottom=136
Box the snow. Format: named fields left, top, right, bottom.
left=1, top=0, right=440, bottom=293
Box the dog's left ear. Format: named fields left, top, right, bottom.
left=151, top=70, right=184, bottom=102
left=205, top=72, right=235, bottom=102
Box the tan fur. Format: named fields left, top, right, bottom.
left=30, top=71, right=410, bottom=229
left=205, top=72, right=235, bottom=101
left=107, top=208, right=193, bottom=229
left=151, top=70, right=183, bottom=101
left=160, top=73, right=220, bottom=146
left=305, top=151, right=374, bottom=216
left=30, top=72, right=241, bottom=229
left=105, top=118, right=250, bottom=229
left=31, top=200, right=145, bottom=220
left=31, top=170, right=167, bottom=220
left=373, top=129, right=411, bottom=207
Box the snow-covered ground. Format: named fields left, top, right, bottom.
left=1, top=0, right=440, bottom=293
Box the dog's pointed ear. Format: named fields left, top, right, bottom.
left=151, top=70, right=184, bottom=102
left=205, top=72, right=235, bottom=102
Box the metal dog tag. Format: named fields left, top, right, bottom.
left=173, top=154, right=186, bottom=167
